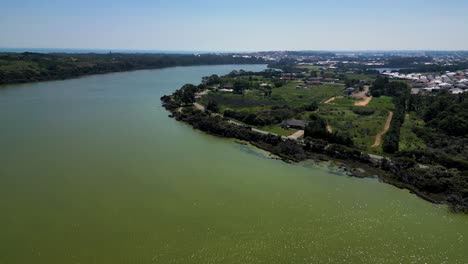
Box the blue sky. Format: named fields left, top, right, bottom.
left=1, top=0, right=468, bottom=51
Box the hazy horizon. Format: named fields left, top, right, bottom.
left=1, top=47, right=468, bottom=54
left=2, top=0, right=468, bottom=51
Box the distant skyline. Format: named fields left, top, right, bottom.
left=1, top=0, right=468, bottom=51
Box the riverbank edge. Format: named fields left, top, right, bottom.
left=162, top=104, right=460, bottom=212
left=0, top=56, right=266, bottom=86
left=0, top=64, right=265, bottom=86
left=250, top=140, right=444, bottom=206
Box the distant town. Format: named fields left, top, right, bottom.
left=383, top=70, right=468, bottom=94
left=230, top=50, right=468, bottom=96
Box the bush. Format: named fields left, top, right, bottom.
left=302, top=101, right=319, bottom=111
left=329, top=130, right=354, bottom=146
left=206, top=100, right=219, bottom=113
left=352, top=107, right=375, bottom=116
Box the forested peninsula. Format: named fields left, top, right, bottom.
left=161, top=65, right=468, bottom=213
left=0, top=52, right=265, bottom=85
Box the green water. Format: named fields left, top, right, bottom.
left=0, top=65, right=467, bottom=264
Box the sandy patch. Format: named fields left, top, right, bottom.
left=288, top=130, right=304, bottom=140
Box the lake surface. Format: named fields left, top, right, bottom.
left=0, top=65, right=467, bottom=263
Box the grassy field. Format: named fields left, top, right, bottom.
left=200, top=90, right=284, bottom=110
left=367, top=96, right=395, bottom=111
left=272, top=82, right=345, bottom=106
left=345, top=73, right=374, bottom=81
left=326, top=97, right=355, bottom=106
left=259, top=125, right=297, bottom=136
left=0, top=60, right=40, bottom=72
left=202, top=81, right=345, bottom=110
left=296, top=65, right=323, bottom=70
left=399, top=113, right=426, bottom=151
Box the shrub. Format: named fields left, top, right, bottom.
left=352, top=107, right=375, bottom=116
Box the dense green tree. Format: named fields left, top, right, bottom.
left=329, top=130, right=354, bottom=146
left=370, top=76, right=409, bottom=97
left=304, top=114, right=328, bottom=139
left=273, top=80, right=286, bottom=88
left=382, top=129, right=400, bottom=154
left=410, top=93, right=468, bottom=137
left=206, top=100, right=219, bottom=113
left=303, top=101, right=318, bottom=111
left=202, top=74, right=221, bottom=85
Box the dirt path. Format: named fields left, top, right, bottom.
left=193, top=102, right=205, bottom=111
left=326, top=124, right=333, bottom=133
left=288, top=130, right=304, bottom=140
left=354, top=96, right=372, bottom=106
left=252, top=127, right=273, bottom=136
left=353, top=86, right=372, bottom=106
left=195, top=90, right=209, bottom=99
left=323, top=97, right=336, bottom=104
left=371, top=111, right=394, bottom=148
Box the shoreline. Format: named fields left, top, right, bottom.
left=163, top=103, right=464, bottom=212
left=250, top=140, right=444, bottom=206
left=0, top=52, right=266, bottom=86
left=0, top=63, right=267, bottom=87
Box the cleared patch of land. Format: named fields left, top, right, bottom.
left=193, top=102, right=205, bottom=111
left=324, top=97, right=337, bottom=104
left=354, top=97, right=372, bottom=106
left=195, top=90, right=209, bottom=99
left=287, top=130, right=304, bottom=140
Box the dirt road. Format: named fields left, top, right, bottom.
left=371, top=111, right=393, bottom=148
left=288, top=130, right=304, bottom=140
left=193, top=102, right=205, bottom=111
left=354, top=96, right=372, bottom=106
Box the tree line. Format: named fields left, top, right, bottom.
left=0, top=52, right=265, bottom=85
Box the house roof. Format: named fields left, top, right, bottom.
left=450, top=88, right=464, bottom=94
left=283, top=119, right=308, bottom=128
